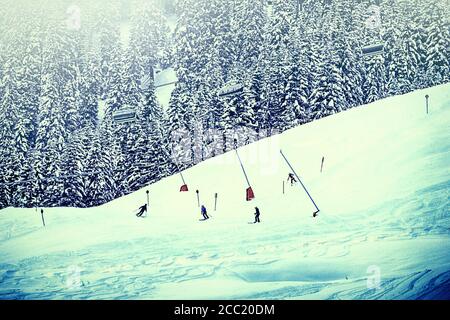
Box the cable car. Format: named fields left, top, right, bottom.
left=112, top=105, right=136, bottom=124
left=218, top=82, right=244, bottom=98
left=362, top=42, right=384, bottom=57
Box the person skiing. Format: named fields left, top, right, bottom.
left=201, top=205, right=209, bottom=220
left=136, top=203, right=147, bottom=217
left=287, top=173, right=297, bottom=186
left=253, top=207, right=261, bottom=223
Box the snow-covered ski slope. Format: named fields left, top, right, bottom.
left=1, top=84, right=449, bottom=299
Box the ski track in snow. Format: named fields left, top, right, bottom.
left=0, top=84, right=449, bottom=299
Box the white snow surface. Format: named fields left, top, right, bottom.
left=0, top=84, right=449, bottom=299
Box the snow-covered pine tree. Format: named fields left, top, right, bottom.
left=79, top=55, right=100, bottom=128
left=383, top=7, right=408, bottom=96
left=319, top=1, right=361, bottom=112
left=264, top=0, right=296, bottom=132
left=167, top=83, right=194, bottom=171
left=407, top=3, right=429, bottom=90
left=332, top=30, right=365, bottom=109
left=97, top=5, right=122, bottom=99
left=0, top=51, right=21, bottom=208
left=281, top=24, right=311, bottom=126
left=34, top=71, right=67, bottom=206
left=124, top=68, right=169, bottom=191
left=388, top=47, right=412, bottom=95
left=243, top=43, right=271, bottom=138
left=424, top=0, right=449, bottom=86
left=129, top=0, right=170, bottom=78
left=363, top=53, right=387, bottom=104
left=309, top=51, right=346, bottom=120
left=84, top=124, right=118, bottom=206
left=209, top=0, right=235, bottom=82
left=231, top=0, right=267, bottom=73
left=60, top=127, right=91, bottom=207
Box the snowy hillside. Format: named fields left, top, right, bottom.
left=0, top=84, right=449, bottom=299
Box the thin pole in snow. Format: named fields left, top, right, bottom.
left=214, top=193, right=218, bottom=211
left=280, top=150, right=320, bottom=215
left=235, top=150, right=251, bottom=188
left=170, top=144, right=187, bottom=187
left=321, top=156, right=325, bottom=173
left=283, top=180, right=285, bottom=194
left=425, top=94, right=429, bottom=114
left=180, top=172, right=186, bottom=185
left=40, top=209, right=45, bottom=227
left=34, top=179, right=37, bottom=212
left=196, top=190, right=200, bottom=207
left=146, top=190, right=149, bottom=208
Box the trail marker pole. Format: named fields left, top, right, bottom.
left=196, top=190, right=200, bottom=207
left=283, top=181, right=285, bottom=194
left=425, top=94, right=429, bottom=114
left=321, top=156, right=325, bottom=173
left=214, top=193, right=218, bottom=211
left=40, top=209, right=46, bottom=227
left=146, top=190, right=149, bottom=208
left=280, top=150, right=320, bottom=216
left=34, top=182, right=37, bottom=212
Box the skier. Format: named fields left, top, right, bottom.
left=201, top=205, right=209, bottom=220
left=287, top=173, right=297, bottom=186
left=253, top=207, right=261, bottom=223
left=136, top=203, right=147, bottom=217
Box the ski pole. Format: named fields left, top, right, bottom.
left=280, top=150, right=320, bottom=215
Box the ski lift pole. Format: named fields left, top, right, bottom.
left=280, top=150, right=320, bottom=215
